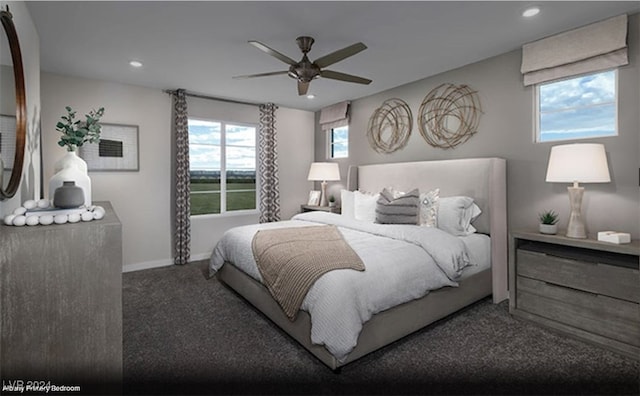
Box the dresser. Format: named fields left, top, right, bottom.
left=0, top=202, right=123, bottom=392
left=509, top=230, right=639, bottom=360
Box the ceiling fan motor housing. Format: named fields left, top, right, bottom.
left=288, top=56, right=321, bottom=82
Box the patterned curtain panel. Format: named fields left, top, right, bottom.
left=173, top=89, right=191, bottom=265
left=258, top=103, right=281, bottom=223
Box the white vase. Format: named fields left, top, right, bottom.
left=49, top=150, right=91, bottom=207
left=54, top=149, right=88, bottom=174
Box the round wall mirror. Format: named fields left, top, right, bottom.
left=0, top=8, right=26, bottom=200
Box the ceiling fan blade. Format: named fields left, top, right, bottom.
left=297, top=81, right=310, bottom=96
left=320, top=70, right=372, bottom=85
left=313, top=42, right=367, bottom=68
left=249, top=40, right=297, bottom=66
left=233, top=70, right=288, bottom=79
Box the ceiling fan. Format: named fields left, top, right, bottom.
left=233, top=36, right=372, bottom=96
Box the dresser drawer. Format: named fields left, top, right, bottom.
left=517, top=249, right=639, bottom=303
left=517, top=277, right=640, bottom=347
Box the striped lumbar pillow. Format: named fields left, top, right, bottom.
left=375, top=188, right=420, bottom=224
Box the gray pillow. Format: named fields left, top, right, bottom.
left=375, top=188, right=419, bottom=224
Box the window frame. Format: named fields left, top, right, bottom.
left=188, top=117, right=259, bottom=218
left=328, top=125, right=349, bottom=159
left=534, top=69, right=619, bottom=143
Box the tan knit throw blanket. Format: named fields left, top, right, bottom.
left=252, top=225, right=365, bottom=320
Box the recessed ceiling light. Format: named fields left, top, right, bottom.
left=129, top=60, right=143, bottom=68
left=306, top=94, right=315, bottom=99
left=522, top=7, right=540, bottom=18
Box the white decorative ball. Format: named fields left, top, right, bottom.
left=39, top=215, right=54, bottom=225
left=12, top=215, right=27, bottom=226
left=93, top=209, right=105, bottom=220
left=23, top=200, right=37, bottom=210
left=68, top=213, right=81, bottom=223
left=37, top=199, right=51, bottom=209
left=26, top=215, right=40, bottom=226
left=54, top=214, right=68, bottom=224
left=13, top=207, right=27, bottom=216
left=4, top=214, right=16, bottom=226
left=81, top=211, right=94, bottom=222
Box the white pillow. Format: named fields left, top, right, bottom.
left=354, top=191, right=379, bottom=223
left=340, top=189, right=355, bottom=219
left=437, top=196, right=481, bottom=236
left=419, top=188, right=440, bottom=227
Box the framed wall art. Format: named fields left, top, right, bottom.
left=0, top=114, right=16, bottom=169
left=80, top=123, right=139, bottom=171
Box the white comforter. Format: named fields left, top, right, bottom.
left=210, top=211, right=474, bottom=362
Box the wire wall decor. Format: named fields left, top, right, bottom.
left=367, top=98, right=413, bottom=154
left=418, top=83, right=482, bottom=149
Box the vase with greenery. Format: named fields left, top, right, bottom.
left=50, top=106, right=105, bottom=208
left=328, top=195, right=336, bottom=207
left=538, top=210, right=559, bottom=235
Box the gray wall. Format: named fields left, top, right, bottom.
left=42, top=73, right=314, bottom=270
left=316, top=13, right=639, bottom=238
left=0, top=1, right=40, bottom=216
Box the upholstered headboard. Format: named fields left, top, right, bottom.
left=349, top=158, right=508, bottom=303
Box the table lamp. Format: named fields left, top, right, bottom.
left=545, top=143, right=610, bottom=239
left=307, top=162, right=340, bottom=207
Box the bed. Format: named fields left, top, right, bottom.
left=210, top=157, right=507, bottom=370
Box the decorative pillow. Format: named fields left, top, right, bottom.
left=419, top=188, right=440, bottom=227
left=375, top=188, right=420, bottom=224
left=437, top=196, right=482, bottom=236
left=354, top=191, right=379, bottom=223
left=340, top=189, right=355, bottom=219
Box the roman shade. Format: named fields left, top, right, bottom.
left=521, top=14, right=628, bottom=86
left=319, top=101, right=350, bottom=130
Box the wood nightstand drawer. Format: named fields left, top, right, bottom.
left=517, top=281, right=640, bottom=347
left=510, top=231, right=640, bottom=360
left=517, top=249, right=639, bottom=303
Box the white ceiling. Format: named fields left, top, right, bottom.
left=27, top=1, right=640, bottom=112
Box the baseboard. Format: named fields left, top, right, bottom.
left=123, top=258, right=173, bottom=273
left=122, top=252, right=212, bottom=273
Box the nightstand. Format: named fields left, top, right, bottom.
left=300, top=204, right=341, bottom=214
left=509, top=230, right=639, bottom=360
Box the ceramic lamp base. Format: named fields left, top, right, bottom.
left=566, top=186, right=586, bottom=239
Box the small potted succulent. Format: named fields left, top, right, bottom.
left=328, top=195, right=336, bottom=208
left=538, top=210, right=559, bottom=235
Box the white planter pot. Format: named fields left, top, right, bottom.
left=49, top=150, right=91, bottom=207
left=539, top=223, right=558, bottom=235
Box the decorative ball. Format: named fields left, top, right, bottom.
left=4, top=214, right=16, bottom=226
left=81, top=211, right=93, bottom=222
left=13, top=207, right=27, bottom=216
left=39, top=215, right=54, bottom=225
left=93, top=206, right=105, bottom=220
left=37, top=199, right=51, bottom=209
left=23, top=200, right=37, bottom=210
left=68, top=213, right=81, bottom=223
left=54, top=214, right=68, bottom=224
left=26, top=215, right=40, bottom=226
left=12, top=215, right=27, bottom=226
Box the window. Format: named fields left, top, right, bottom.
left=536, top=70, right=617, bottom=142
left=188, top=119, right=257, bottom=216
left=329, top=126, right=348, bottom=158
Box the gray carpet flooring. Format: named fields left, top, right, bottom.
left=123, top=261, right=639, bottom=395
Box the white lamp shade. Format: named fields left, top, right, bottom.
left=545, top=143, right=611, bottom=183
left=307, top=162, right=340, bottom=181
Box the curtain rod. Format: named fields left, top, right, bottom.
left=163, top=89, right=260, bottom=107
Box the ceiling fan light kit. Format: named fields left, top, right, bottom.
left=234, top=36, right=372, bottom=95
